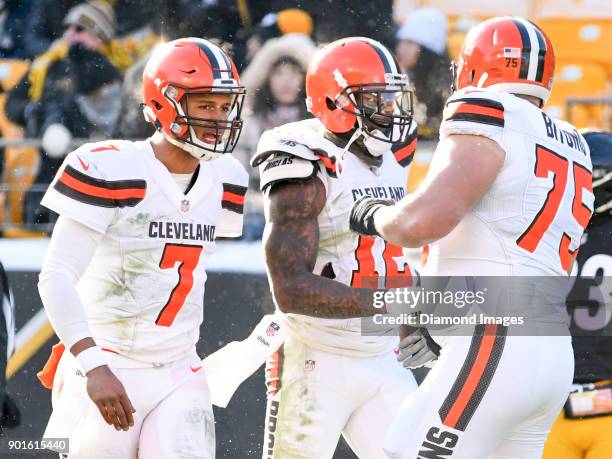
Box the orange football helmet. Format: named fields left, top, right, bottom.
left=306, top=37, right=413, bottom=144
left=455, top=16, right=555, bottom=104
left=142, top=38, right=245, bottom=160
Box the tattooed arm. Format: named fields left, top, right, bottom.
left=263, top=176, right=381, bottom=318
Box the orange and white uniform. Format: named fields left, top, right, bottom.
left=39, top=139, right=247, bottom=459
left=384, top=87, right=593, bottom=459
left=253, top=118, right=419, bottom=459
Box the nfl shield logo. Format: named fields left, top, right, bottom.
left=304, top=360, right=316, bottom=372
left=180, top=199, right=190, bottom=212
left=266, top=322, right=280, bottom=336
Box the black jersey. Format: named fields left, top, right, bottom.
left=566, top=215, right=612, bottom=383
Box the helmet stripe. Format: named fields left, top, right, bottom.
left=513, top=17, right=542, bottom=82
left=530, top=22, right=547, bottom=83
left=369, top=42, right=391, bottom=73
left=511, top=17, right=531, bottom=80
left=208, top=42, right=232, bottom=73
left=367, top=40, right=399, bottom=74
left=196, top=42, right=222, bottom=79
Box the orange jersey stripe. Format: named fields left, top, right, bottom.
left=453, top=103, right=504, bottom=120
left=442, top=324, right=497, bottom=428
left=393, top=138, right=417, bottom=162
left=319, top=155, right=336, bottom=170
left=222, top=191, right=246, bottom=205
left=101, top=347, right=119, bottom=354
left=59, top=172, right=146, bottom=200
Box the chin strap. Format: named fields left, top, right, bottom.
left=336, top=126, right=363, bottom=176
left=161, top=130, right=222, bottom=161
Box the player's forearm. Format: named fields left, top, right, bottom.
left=38, top=217, right=102, bottom=350
left=271, top=271, right=379, bottom=318
left=374, top=198, right=458, bottom=248
left=38, top=261, right=94, bottom=349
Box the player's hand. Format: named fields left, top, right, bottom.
left=396, top=328, right=441, bottom=369
left=86, top=365, right=135, bottom=431
left=349, top=196, right=394, bottom=237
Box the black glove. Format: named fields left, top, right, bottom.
left=349, top=196, right=394, bottom=237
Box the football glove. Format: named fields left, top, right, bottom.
left=396, top=327, right=441, bottom=369
left=349, top=196, right=394, bottom=237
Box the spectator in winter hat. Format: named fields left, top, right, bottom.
left=246, top=8, right=313, bottom=64
left=396, top=7, right=452, bottom=139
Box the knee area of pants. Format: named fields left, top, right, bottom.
left=383, top=447, right=402, bottom=459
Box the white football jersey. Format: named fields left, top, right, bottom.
left=42, top=140, right=248, bottom=363
left=428, top=87, right=594, bottom=276
left=255, top=118, right=418, bottom=356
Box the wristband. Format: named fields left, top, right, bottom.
left=75, top=346, right=107, bottom=374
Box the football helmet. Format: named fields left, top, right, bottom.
left=305, top=37, right=413, bottom=145
left=583, top=130, right=612, bottom=216
left=142, top=38, right=245, bottom=161
left=455, top=16, right=555, bottom=104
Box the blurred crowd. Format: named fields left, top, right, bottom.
left=0, top=0, right=454, bottom=238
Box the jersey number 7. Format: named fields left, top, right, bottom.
left=156, top=243, right=204, bottom=327
left=516, top=144, right=592, bottom=271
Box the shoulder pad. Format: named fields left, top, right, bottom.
left=251, top=119, right=323, bottom=167
left=257, top=151, right=317, bottom=192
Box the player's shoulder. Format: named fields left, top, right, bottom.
left=42, top=140, right=148, bottom=226
left=252, top=118, right=322, bottom=166
left=64, top=139, right=149, bottom=180
left=211, top=153, right=249, bottom=187
left=443, top=87, right=513, bottom=129
left=252, top=118, right=335, bottom=192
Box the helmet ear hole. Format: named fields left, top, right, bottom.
left=468, top=70, right=475, bottom=84
left=152, top=100, right=163, bottom=110
left=326, top=97, right=337, bottom=111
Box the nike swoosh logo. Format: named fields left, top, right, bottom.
left=190, top=365, right=202, bottom=373
left=77, top=155, right=90, bottom=171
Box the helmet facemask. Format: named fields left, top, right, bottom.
left=163, top=83, right=246, bottom=161
left=335, top=73, right=414, bottom=146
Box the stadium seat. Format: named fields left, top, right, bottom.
left=539, top=19, right=612, bottom=77
left=546, top=61, right=610, bottom=128
left=0, top=59, right=42, bottom=232
left=536, top=0, right=612, bottom=20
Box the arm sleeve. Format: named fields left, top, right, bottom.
left=38, top=216, right=103, bottom=350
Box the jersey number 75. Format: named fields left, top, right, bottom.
left=516, top=144, right=593, bottom=271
